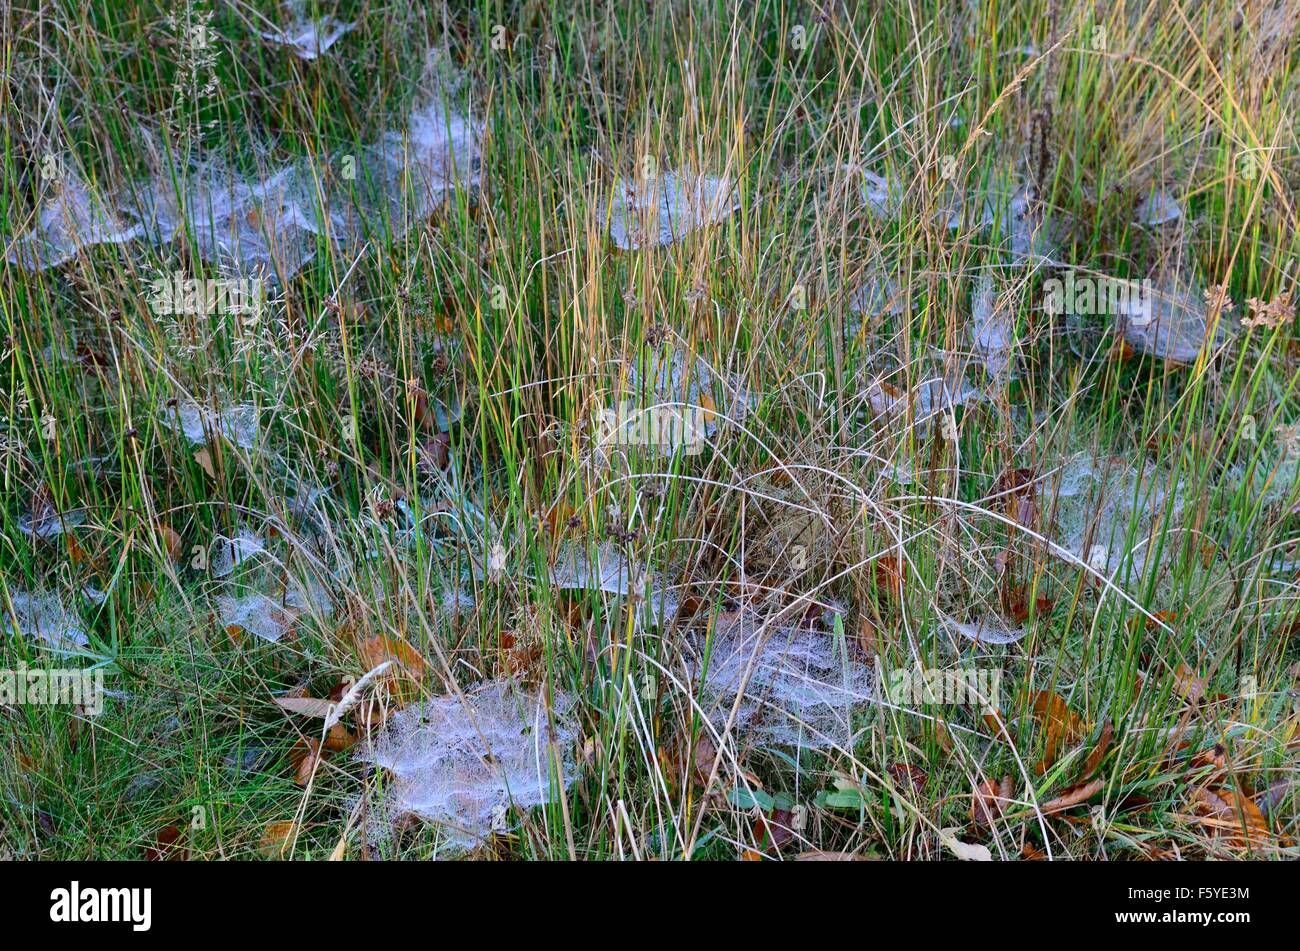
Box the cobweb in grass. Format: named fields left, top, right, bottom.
left=216, top=592, right=298, bottom=642
left=689, top=613, right=874, bottom=750
left=1049, top=454, right=1187, bottom=582
left=359, top=680, right=577, bottom=851
left=546, top=542, right=680, bottom=625
left=6, top=165, right=143, bottom=270
left=861, top=170, right=901, bottom=219
left=173, top=158, right=326, bottom=280
left=606, top=172, right=737, bottom=249
left=336, top=100, right=482, bottom=242
left=937, top=612, right=1029, bottom=646
left=163, top=399, right=259, bottom=449
left=970, top=272, right=1016, bottom=381
left=14, top=95, right=481, bottom=278
left=979, top=180, right=1061, bottom=267
left=1135, top=188, right=1182, bottom=226
left=259, top=1, right=356, bottom=60
left=860, top=371, right=987, bottom=435
left=848, top=255, right=904, bottom=320
left=624, top=347, right=753, bottom=441
left=2, top=591, right=89, bottom=650
left=18, top=507, right=87, bottom=540
left=209, top=529, right=268, bottom=577
left=1118, top=275, right=1233, bottom=365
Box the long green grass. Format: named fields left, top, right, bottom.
left=1, top=0, right=1298, bottom=860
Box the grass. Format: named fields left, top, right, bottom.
left=1, top=0, right=1298, bottom=861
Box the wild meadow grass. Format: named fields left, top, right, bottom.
left=1, top=0, right=1297, bottom=860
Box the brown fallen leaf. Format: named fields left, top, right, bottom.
left=1189, top=786, right=1271, bottom=848
left=1040, top=777, right=1104, bottom=815
left=358, top=634, right=428, bottom=676
left=1173, top=662, right=1207, bottom=703
left=193, top=448, right=216, bottom=478
left=874, top=556, right=904, bottom=602
left=1030, top=690, right=1086, bottom=775
left=275, top=696, right=338, bottom=718
left=324, top=722, right=356, bottom=753
left=293, top=737, right=323, bottom=786
left=1004, top=586, right=1054, bottom=624
left=972, top=776, right=1015, bottom=826
left=754, top=808, right=796, bottom=852
left=357, top=634, right=428, bottom=707
left=159, top=523, right=185, bottom=562
left=887, top=763, right=929, bottom=796
left=1020, top=842, right=1048, bottom=860
left=145, top=824, right=187, bottom=861
left=856, top=615, right=879, bottom=658
left=260, top=820, right=299, bottom=858
left=691, top=734, right=718, bottom=788
left=1082, top=719, right=1114, bottom=779
left=1143, top=610, right=1178, bottom=633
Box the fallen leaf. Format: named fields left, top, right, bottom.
left=1029, top=690, right=1086, bottom=775
left=855, top=615, right=878, bottom=657
left=1040, top=777, right=1104, bottom=815
left=324, top=722, right=356, bottom=753
left=691, top=734, right=718, bottom=788
left=754, top=808, right=796, bottom=852
left=972, top=776, right=1015, bottom=826
left=159, top=523, right=184, bottom=562
left=874, top=556, right=903, bottom=601
left=293, top=737, right=323, bottom=786
left=1190, top=786, right=1271, bottom=848
left=1173, top=663, right=1207, bottom=704
left=145, top=824, right=187, bottom=861
left=358, top=635, right=427, bottom=677
left=887, top=763, right=929, bottom=796
left=1082, top=719, right=1114, bottom=779
left=275, top=696, right=338, bottom=718
left=260, top=820, right=299, bottom=858
left=193, top=448, right=216, bottom=478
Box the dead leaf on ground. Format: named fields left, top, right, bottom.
left=691, top=734, right=718, bottom=788
left=1029, top=690, right=1086, bottom=775
left=159, top=523, right=184, bottom=562
left=856, top=615, right=878, bottom=658
left=972, top=776, right=1015, bottom=826
left=275, top=696, right=338, bottom=718
left=324, top=722, right=356, bottom=753
left=1082, top=719, right=1114, bottom=779
left=754, top=808, right=796, bottom=852
left=1173, top=663, right=1208, bottom=703
left=145, top=824, right=187, bottom=861
left=260, top=820, right=299, bottom=858
left=193, top=448, right=216, bottom=478
left=292, top=737, right=323, bottom=786
left=1189, top=785, right=1271, bottom=849
left=1040, top=777, right=1104, bottom=815
left=887, top=763, right=928, bottom=796
left=873, top=556, right=904, bottom=602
